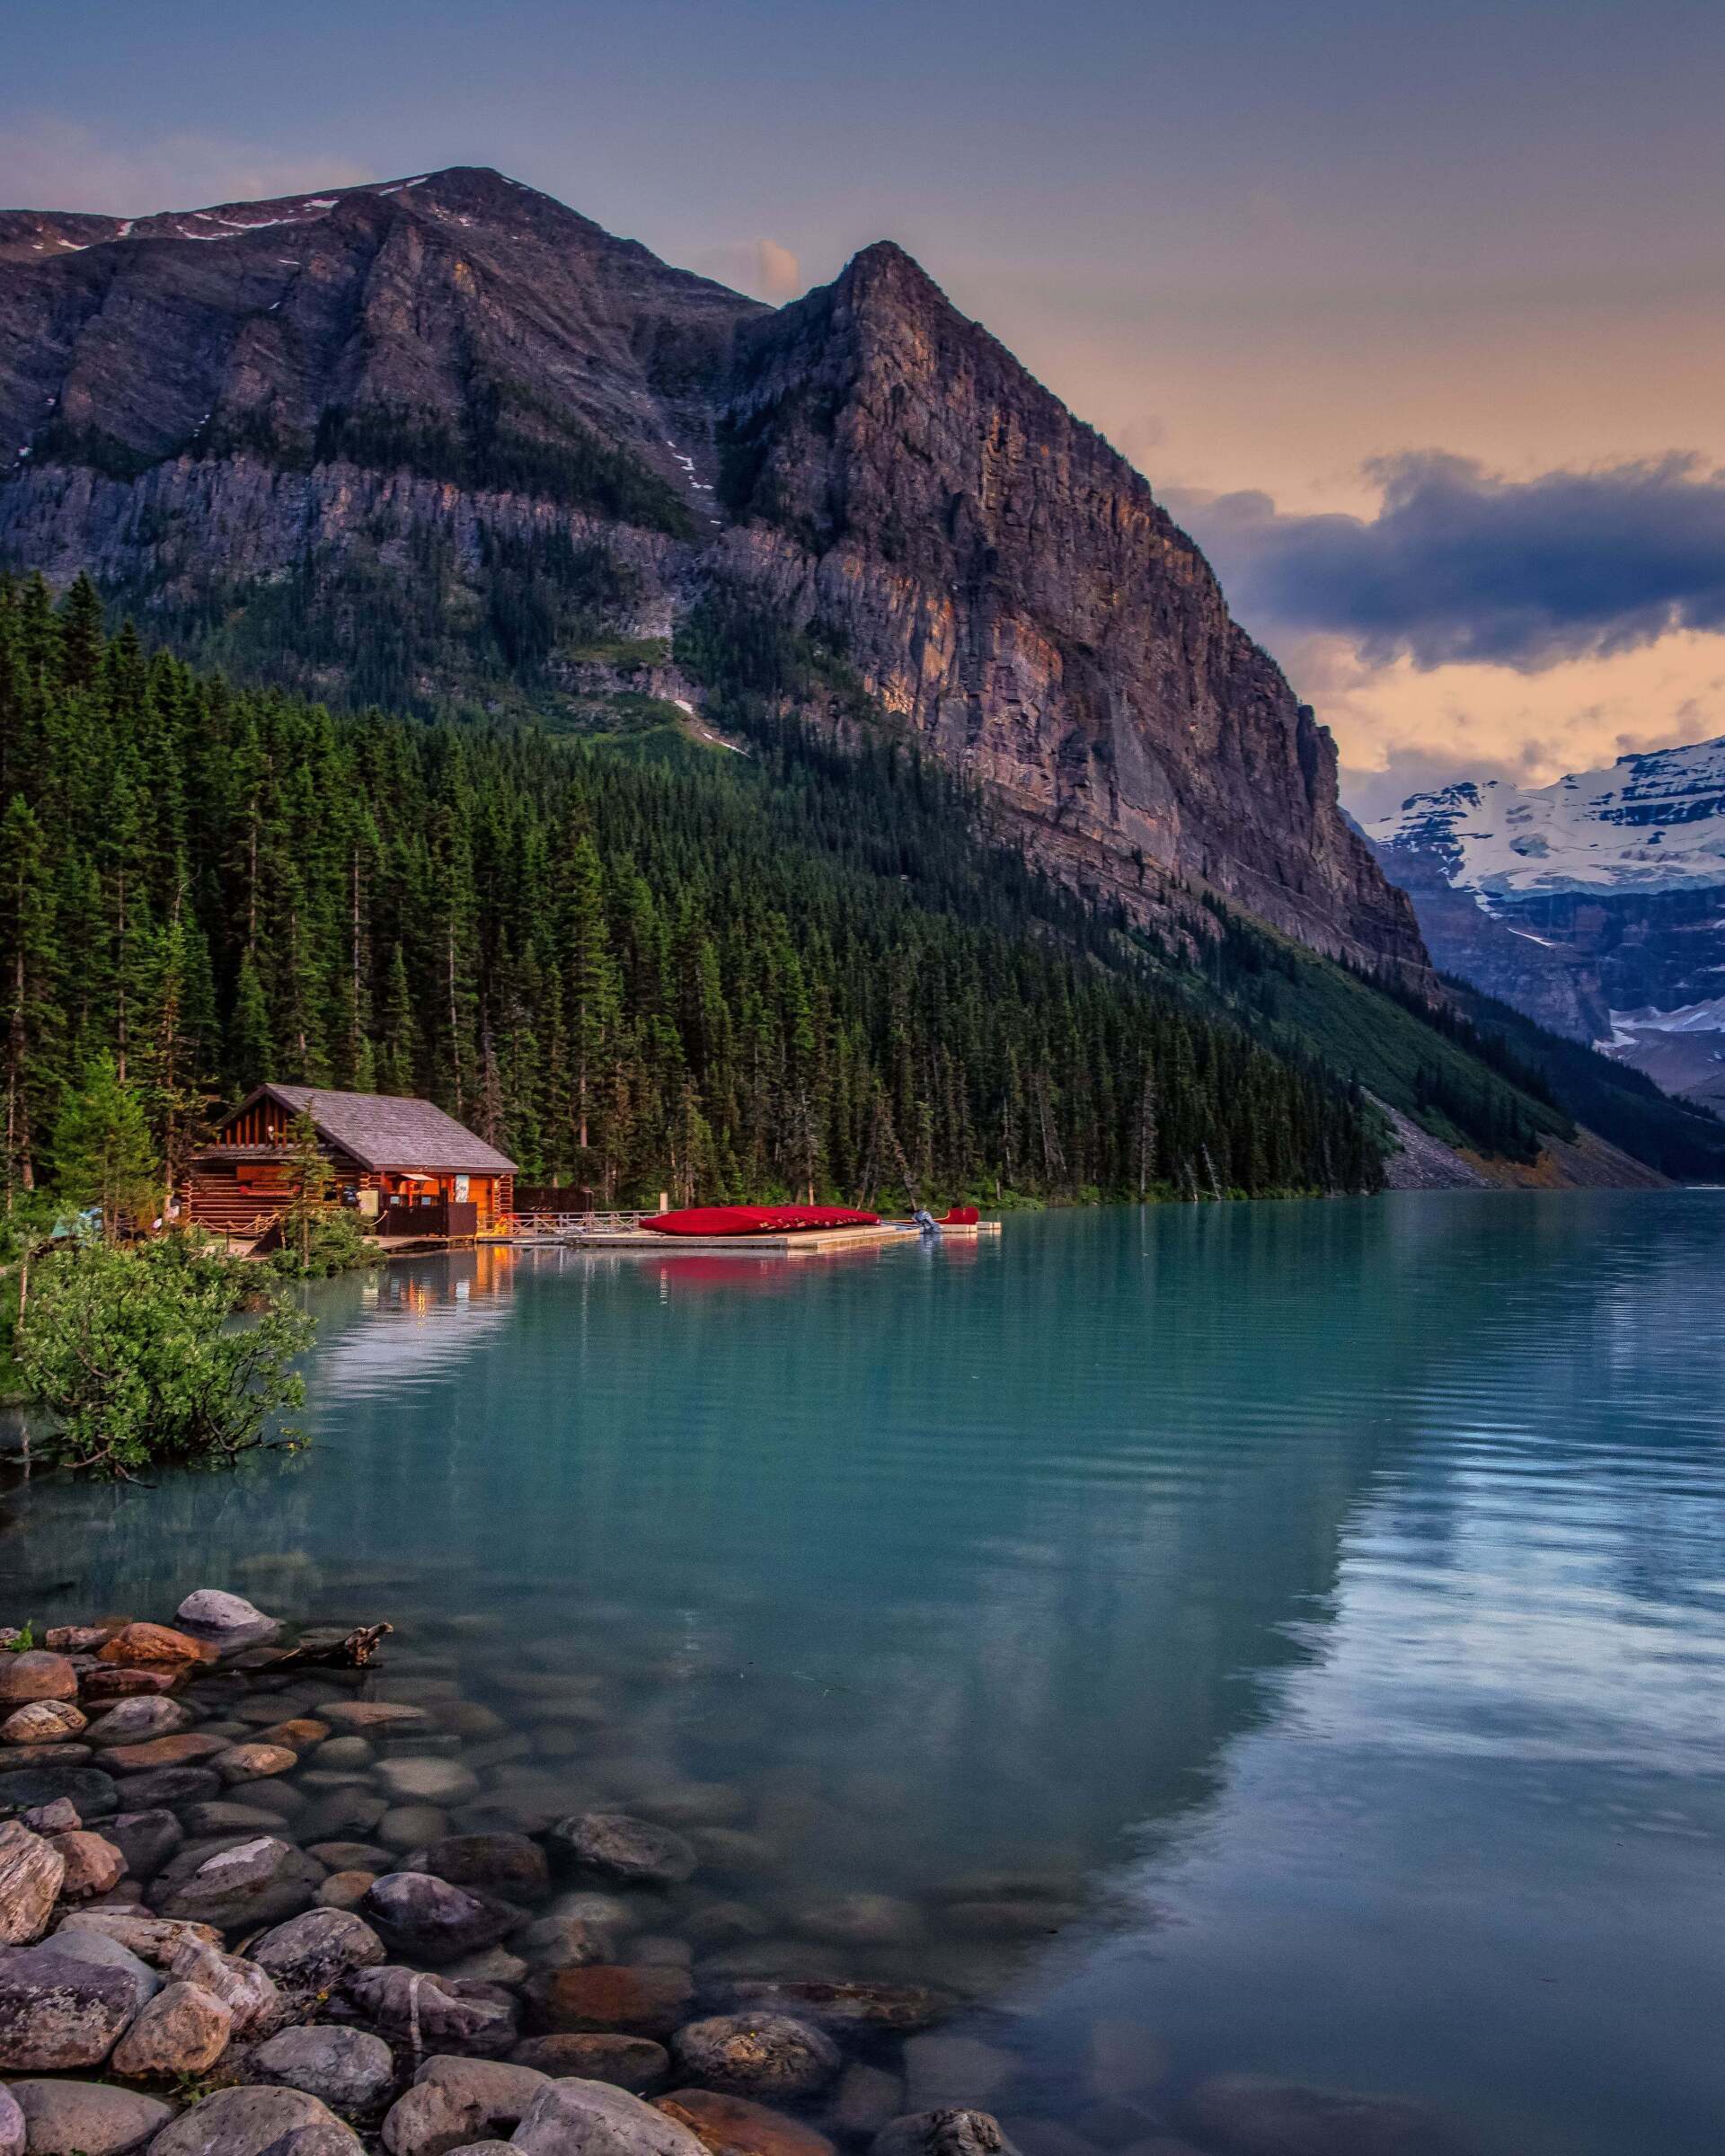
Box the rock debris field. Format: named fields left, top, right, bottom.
left=0, top=1589, right=1453, bottom=2156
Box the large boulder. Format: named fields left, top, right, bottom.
left=149, top=2086, right=364, bottom=2156
left=5, top=2078, right=174, bottom=2155
left=510, top=2080, right=710, bottom=2156
left=0, top=1825, right=65, bottom=1946
left=1180, top=2075, right=1456, bottom=2156
left=550, top=1814, right=698, bottom=1887
left=109, top=1979, right=233, bottom=2076
left=249, top=1910, right=386, bottom=1996
left=0, top=1656, right=77, bottom=1707
left=96, top=1624, right=217, bottom=1670
left=344, top=1968, right=520, bottom=2058
left=176, top=1589, right=279, bottom=1636
left=508, top=2033, right=669, bottom=2091
left=0, top=1940, right=143, bottom=2070
left=670, top=2014, right=841, bottom=2100
left=656, top=2090, right=837, bottom=2156
left=522, top=1966, right=693, bottom=2041
left=380, top=2056, right=549, bottom=2155
left=28, top=1929, right=159, bottom=2015
left=360, top=1874, right=518, bottom=1965
left=254, top=2024, right=397, bottom=2111
left=150, top=1836, right=324, bottom=1930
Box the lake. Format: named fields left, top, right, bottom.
left=5, top=1192, right=1724, bottom=2154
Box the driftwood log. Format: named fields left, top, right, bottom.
left=261, top=1622, right=394, bottom=1670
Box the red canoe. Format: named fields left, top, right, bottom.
left=639, top=1205, right=881, bottom=1237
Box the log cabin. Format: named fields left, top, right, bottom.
left=185, top=1085, right=517, bottom=1241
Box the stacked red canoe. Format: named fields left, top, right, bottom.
left=639, top=1205, right=881, bottom=1238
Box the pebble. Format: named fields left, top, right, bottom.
left=316, top=1869, right=377, bottom=1912
left=724, top=1980, right=955, bottom=2036
left=217, top=1742, right=300, bottom=1784
left=670, top=2013, right=842, bottom=2099
left=791, top=1893, right=924, bottom=1946
left=314, top=1737, right=376, bottom=1771
left=377, top=1805, right=448, bottom=1853
left=5, top=2078, right=175, bottom=2156
left=320, top=1701, right=433, bottom=1734
left=110, top=1975, right=233, bottom=2075
left=830, top=2064, right=905, bottom=2137
left=254, top=2022, right=397, bottom=2110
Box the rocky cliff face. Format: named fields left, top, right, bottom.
left=0, top=166, right=1424, bottom=971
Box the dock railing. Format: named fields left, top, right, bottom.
left=479, top=1211, right=650, bottom=1241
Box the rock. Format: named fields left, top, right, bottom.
left=84, top=1698, right=192, bottom=1749
left=151, top=1837, right=324, bottom=1930
left=438, top=1703, right=507, bottom=1740
left=251, top=1910, right=386, bottom=1996
left=551, top=1814, right=698, bottom=1887
left=416, top=1834, right=548, bottom=1895
left=49, top=1830, right=125, bottom=1900
left=0, top=1745, right=93, bottom=1771
left=508, top=2033, right=669, bottom=2091
left=31, top=1926, right=160, bottom=2012
left=902, top=2038, right=1016, bottom=2111
left=0, top=1825, right=65, bottom=1946
left=515, top=1914, right=615, bottom=1968
left=624, top=1936, right=693, bottom=1969
left=1179, top=2077, right=1454, bottom=2156
left=112, top=1767, right=219, bottom=1811
left=102, top=1733, right=231, bottom=1773
left=669, top=2017, right=840, bottom=2100
left=110, top=1978, right=233, bottom=2075
left=255, top=2024, right=396, bottom=2111
left=96, top=1625, right=217, bottom=1670
left=181, top=1801, right=296, bottom=1838
left=0, top=1767, right=117, bottom=1820
left=0, top=1940, right=144, bottom=2069
left=656, top=2090, right=836, bottom=2156
left=217, top=1744, right=299, bottom=1784
left=319, top=1702, right=432, bottom=1735
left=149, top=2086, right=364, bottom=2156
left=170, top=1940, right=283, bottom=2035
left=510, top=2080, right=709, bottom=2156
left=380, top=2056, right=549, bottom=2155
left=377, top=1806, right=447, bottom=1853
left=103, top=1809, right=183, bottom=1880
left=831, top=2065, right=903, bottom=2138
left=233, top=1777, right=307, bottom=1818
left=724, top=1982, right=955, bottom=2036
left=0, top=1657, right=76, bottom=1707
left=344, top=1968, right=520, bottom=2059
left=177, top=1589, right=279, bottom=1634
left=442, top=2144, right=514, bottom=2155
left=1, top=1702, right=86, bottom=1747
left=682, top=1904, right=772, bottom=1952
left=56, top=1911, right=220, bottom=1967
left=81, top=1669, right=180, bottom=1703
left=18, top=1800, right=79, bottom=1834
left=6, top=2078, right=174, bottom=2155
left=316, top=1870, right=376, bottom=1912
left=305, top=1842, right=392, bottom=1872
left=871, top=2116, right=1022, bottom=2156
left=313, top=1740, right=375, bottom=1772
left=360, top=1874, right=517, bottom=1964
left=523, top=1966, right=693, bottom=2041
left=43, top=1625, right=115, bottom=1653
left=442, top=1950, right=527, bottom=1988
left=0, top=2083, right=19, bottom=2156
left=255, top=1719, right=332, bottom=1754
left=687, top=1831, right=776, bottom=1880
left=791, top=1894, right=922, bottom=1946
left=374, top=1759, right=482, bottom=1807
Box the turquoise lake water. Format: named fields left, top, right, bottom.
left=4, top=1192, right=1725, bottom=2152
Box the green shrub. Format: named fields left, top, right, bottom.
left=15, top=1233, right=314, bottom=1479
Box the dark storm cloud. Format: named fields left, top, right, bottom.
left=1164, top=454, right=1725, bottom=672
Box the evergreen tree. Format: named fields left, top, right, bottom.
left=50, top=1053, right=159, bottom=1234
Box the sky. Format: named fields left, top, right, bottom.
left=5, top=0, right=1723, bottom=816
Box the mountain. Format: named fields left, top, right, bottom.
left=0, top=165, right=1420, bottom=976
left=1367, top=740, right=1725, bottom=1109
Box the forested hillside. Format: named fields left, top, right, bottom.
left=1, top=574, right=1394, bottom=1208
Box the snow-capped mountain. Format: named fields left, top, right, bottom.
left=1368, top=738, right=1725, bottom=899
left=1367, top=738, right=1725, bottom=1104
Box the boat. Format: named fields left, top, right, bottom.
left=638, top=1205, right=882, bottom=1238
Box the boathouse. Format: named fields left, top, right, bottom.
left=186, top=1085, right=517, bottom=1241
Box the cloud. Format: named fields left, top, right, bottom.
left=0, top=115, right=375, bottom=216
left=686, top=234, right=803, bottom=302
left=1164, top=452, right=1725, bottom=673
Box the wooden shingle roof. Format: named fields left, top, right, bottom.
left=233, top=1085, right=518, bottom=1175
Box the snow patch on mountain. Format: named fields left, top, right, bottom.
left=1367, top=737, right=1725, bottom=898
